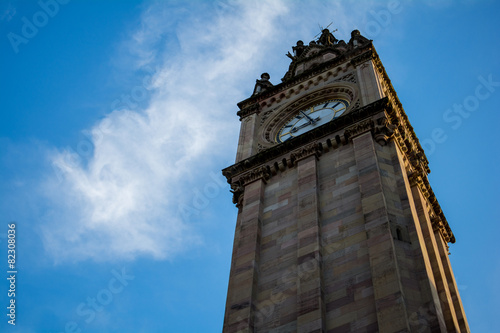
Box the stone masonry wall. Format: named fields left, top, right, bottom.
left=229, top=131, right=458, bottom=332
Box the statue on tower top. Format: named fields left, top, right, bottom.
left=286, top=40, right=305, bottom=60
left=281, top=28, right=370, bottom=82
left=317, top=28, right=338, bottom=46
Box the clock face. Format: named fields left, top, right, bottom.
left=276, top=99, right=349, bottom=143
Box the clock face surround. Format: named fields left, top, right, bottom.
left=276, top=99, right=349, bottom=143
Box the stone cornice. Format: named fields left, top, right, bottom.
left=238, top=166, right=271, bottom=186
left=350, top=50, right=373, bottom=67
left=291, top=142, right=322, bottom=162
left=344, top=119, right=374, bottom=140
left=408, top=172, right=455, bottom=243
left=236, top=102, right=261, bottom=120
left=372, top=51, right=430, bottom=173
left=369, top=50, right=456, bottom=244
left=222, top=98, right=390, bottom=182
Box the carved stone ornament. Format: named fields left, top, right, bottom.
left=344, top=118, right=374, bottom=140
left=408, top=172, right=430, bottom=198
left=373, top=116, right=396, bottom=145
left=260, top=104, right=284, bottom=125
left=238, top=166, right=271, bottom=186
left=229, top=166, right=271, bottom=208
left=290, top=142, right=322, bottom=162
left=393, top=129, right=408, bottom=152
left=335, top=72, right=357, bottom=84
left=230, top=183, right=244, bottom=208
left=237, top=103, right=261, bottom=120
left=407, top=171, right=454, bottom=243
left=431, top=217, right=452, bottom=244
left=408, top=151, right=427, bottom=175
left=365, top=52, right=458, bottom=243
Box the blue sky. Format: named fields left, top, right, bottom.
left=0, top=0, right=499, bottom=332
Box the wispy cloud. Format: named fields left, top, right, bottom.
left=41, top=0, right=290, bottom=263
left=39, top=0, right=393, bottom=263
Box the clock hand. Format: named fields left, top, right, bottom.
left=291, top=120, right=311, bottom=133
left=290, top=116, right=321, bottom=133
left=300, top=110, right=316, bottom=124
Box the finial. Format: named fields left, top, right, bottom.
left=253, top=73, right=273, bottom=95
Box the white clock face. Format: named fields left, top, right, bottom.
left=276, top=99, right=349, bottom=143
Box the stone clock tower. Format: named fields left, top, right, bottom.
left=222, top=29, right=469, bottom=332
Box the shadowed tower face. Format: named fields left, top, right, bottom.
left=222, top=29, right=469, bottom=333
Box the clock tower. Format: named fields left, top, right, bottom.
left=222, top=29, right=469, bottom=332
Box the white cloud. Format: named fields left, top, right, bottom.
left=41, top=0, right=290, bottom=262
left=40, top=0, right=390, bottom=263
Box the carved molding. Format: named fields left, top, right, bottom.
left=373, top=116, right=396, bottom=146
left=343, top=115, right=394, bottom=146
left=408, top=173, right=430, bottom=199
left=393, top=128, right=408, bottom=152
left=407, top=171, right=454, bottom=243
left=369, top=49, right=456, bottom=244
left=350, top=51, right=373, bottom=67
left=290, top=142, right=322, bottom=162
left=373, top=55, right=430, bottom=174
left=260, top=110, right=274, bottom=125
left=223, top=98, right=390, bottom=184
left=335, top=72, right=357, bottom=84
left=260, top=104, right=284, bottom=125
left=237, top=103, right=261, bottom=120
left=344, top=119, right=374, bottom=141
left=239, top=166, right=271, bottom=186
left=229, top=165, right=271, bottom=208
left=431, top=217, right=453, bottom=244
left=230, top=183, right=244, bottom=208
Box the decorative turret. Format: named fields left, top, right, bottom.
left=252, top=72, right=273, bottom=96
left=282, top=29, right=370, bottom=81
